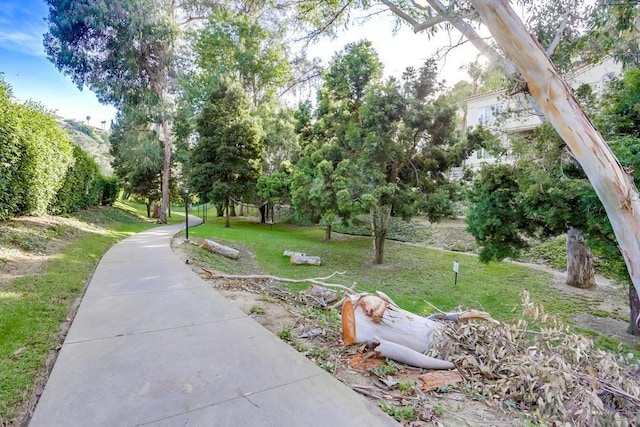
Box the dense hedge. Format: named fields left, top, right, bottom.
left=51, top=145, right=104, bottom=214
left=0, top=78, right=116, bottom=219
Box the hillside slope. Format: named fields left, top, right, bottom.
left=57, top=118, right=113, bottom=175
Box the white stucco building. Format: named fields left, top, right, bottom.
left=449, top=57, right=622, bottom=179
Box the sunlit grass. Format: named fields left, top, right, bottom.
left=182, top=217, right=563, bottom=320
left=0, top=206, right=156, bottom=422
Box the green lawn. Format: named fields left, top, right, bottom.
left=180, top=217, right=575, bottom=321
left=0, top=206, right=158, bottom=422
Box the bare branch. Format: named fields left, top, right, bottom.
left=201, top=268, right=357, bottom=293
left=545, top=8, right=571, bottom=57
left=378, top=0, right=447, bottom=33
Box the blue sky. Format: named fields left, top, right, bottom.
left=0, top=0, right=117, bottom=126
left=0, top=2, right=472, bottom=128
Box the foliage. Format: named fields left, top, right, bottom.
left=436, top=291, right=640, bottom=425
left=51, top=145, right=104, bottom=215
left=189, top=81, right=264, bottom=224
left=598, top=69, right=640, bottom=139
left=193, top=8, right=290, bottom=109
left=292, top=42, right=466, bottom=263
left=44, top=0, right=180, bottom=223
left=109, top=107, right=163, bottom=215
left=44, top=0, right=175, bottom=108
left=257, top=169, right=291, bottom=205
left=466, top=164, right=534, bottom=262
left=101, top=176, right=119, bottom=206
left=0, top=79, right=79, bottom=219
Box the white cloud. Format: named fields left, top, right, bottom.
left=0, top=1, right=46, bottom=56
left=0, top=28, right=44, bottom=55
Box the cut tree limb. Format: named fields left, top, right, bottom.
left=201, top=239, right=240, bottom=259
left=283, top=250, right=322, bottom=265
left=199, top=268, right=355, bottom=292
left=289, top=254, right=322, bottom=265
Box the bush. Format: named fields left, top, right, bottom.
left=0, top=81, right=74, bottom=217
left=0, top=78, right=108, bottom=218
left=101, top=176, right=119, bottom=206
left=51, top=145, right=104, bottom=215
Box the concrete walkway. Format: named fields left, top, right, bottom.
left=30, top=218, right=397, bottom=426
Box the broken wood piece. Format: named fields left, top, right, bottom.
left=289, top=253, right=321, bottom=265
left=419, top=371, right=463, bottom=392
left=283, top=250, right=305, bottom=257
left=342, top=293, right=447, bottom=353
left=200, top=239, right=240, bottom=259
left=374, top=337, right=455, bottom=370
left=342, top=293, right=452, bottom=370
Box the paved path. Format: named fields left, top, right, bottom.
left=30, top=218, right=397, bottom=426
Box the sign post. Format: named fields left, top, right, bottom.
left=453, top=261, right=459, bottom=286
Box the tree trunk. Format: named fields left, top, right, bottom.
left=259, top=204, right=267, bottom=223
left=566, top=227, right=595, bottom=289
left=216, top=202, right=224, bottom=217
left=239, top=200, right=244, bottom=216
left=342, top=292, right=455, bottom=370
left=146, top=200, right=151, bottom=218
left=371, top=205, right=391, bottom=265
left=628, top=284, right=640, bottom=336
left=225, top=198, right=230, bottom=228
left=469, top=0, right=640, bottom=306
left=230, top=202, right=236, bottom=217
left=325, top=223, right=332, bottom=241
left=158, top=119, right=172, bottom=224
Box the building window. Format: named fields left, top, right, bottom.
left=476, top=148, right=493, bottom=160
left=477, top=104, right=503, bottom=126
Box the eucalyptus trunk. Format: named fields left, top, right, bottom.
left=566, top=227, right=595, bottom=289
left=470, top=0, right=640, bottom=325
left=158, top=119, right=172, bottom=224
left=629, top=285, right=640, bottom=336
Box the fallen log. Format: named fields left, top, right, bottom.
left=290, top=254, right=322, bottom=265
left=342, top=292, right=496, bottom=370
left=283, top=250, right=322, bottom=265
left=200, top=239, right=240, bottom=259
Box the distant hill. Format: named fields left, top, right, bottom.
left=58, top=118, right=114, bottom=175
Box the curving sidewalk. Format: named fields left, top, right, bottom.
left=29, top=217, right=397, bottom=426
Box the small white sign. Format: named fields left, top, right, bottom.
left=453, top=261, right=459, bottom=273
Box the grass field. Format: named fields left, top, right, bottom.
left=179, top=216, right=580, bottom=322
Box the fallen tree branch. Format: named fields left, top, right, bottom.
left=200, top=268, right=356, bottom=293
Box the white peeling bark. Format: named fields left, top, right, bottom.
left=468, top=0, right=640, bottom=304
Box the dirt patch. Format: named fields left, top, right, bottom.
left=0, top=216, right=99, bottom=287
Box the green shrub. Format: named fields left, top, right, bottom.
left=0, top=79, right=74, bottom=217
left=51, top=145, right=104, bottom=214
left=101, top=176, right=119, bottom=206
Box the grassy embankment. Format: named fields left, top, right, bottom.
left=0, top=202, right=180, bottom=423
